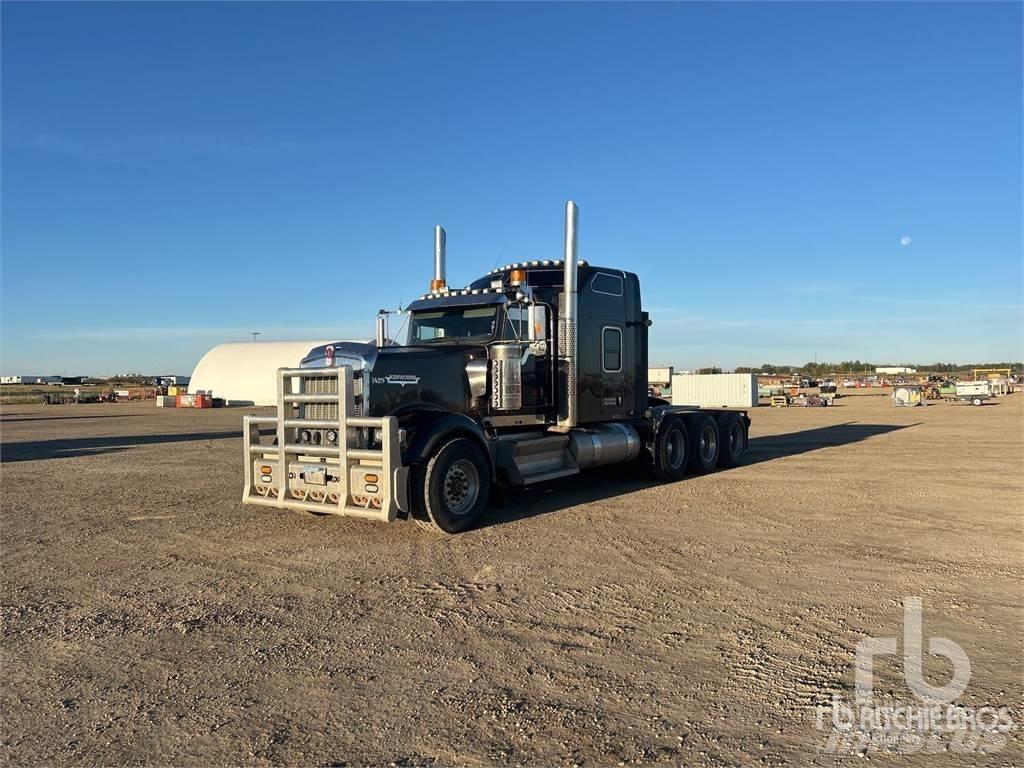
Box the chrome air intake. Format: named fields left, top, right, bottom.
left=490, top=343, right=523, bottom=411
left=558, top=200, right=579, bottom=429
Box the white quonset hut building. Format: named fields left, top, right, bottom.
left=189, top=341, right=343, bottom=406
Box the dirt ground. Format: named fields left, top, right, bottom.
left=1, top=392, right=1021, bottom=766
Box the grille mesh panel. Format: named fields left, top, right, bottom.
left=296, top=372, right=362, bottom=434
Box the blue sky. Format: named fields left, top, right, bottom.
left=2, top=1, right=1021, bottom=376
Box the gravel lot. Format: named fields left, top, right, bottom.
left=2, top=392, right=1021, bottom=766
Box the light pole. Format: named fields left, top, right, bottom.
left=251, top=332, right=260, bottom=342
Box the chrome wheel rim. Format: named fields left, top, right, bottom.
left=666, top=428, right=685, bottom=469
left=730, top=423, right=742, bottom=453
left=700, top=425, right=717, bottom=463
left=444, top=459, right=480, bottom=515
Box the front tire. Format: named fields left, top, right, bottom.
left=412, top=437, right=491, bottom=534
left=972, top=397, right=983, bottom=406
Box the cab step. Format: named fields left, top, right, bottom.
left=493, top=433, right=579, bottom=485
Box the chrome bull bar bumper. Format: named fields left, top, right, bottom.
left=242, top=366, right=408, bottom=521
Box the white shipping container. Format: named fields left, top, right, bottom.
left=671, top=373, right=757, bottom=408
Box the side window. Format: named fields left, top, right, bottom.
left=602, top=327, right=622, bottom=372
left=504, top=306, right=528, bottom=340
left=506, top=304, right=550, bottom=341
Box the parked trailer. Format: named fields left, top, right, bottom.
left=952, top=381, right=991, bottom=406
left=243, top=201, right=751, bottom=533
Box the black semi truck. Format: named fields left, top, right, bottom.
left=243, top=202, right=750, bottom=533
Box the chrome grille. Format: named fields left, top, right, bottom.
left=296, top=372, right=363, bottom=446
left=298, top=374, right=362, bottom=420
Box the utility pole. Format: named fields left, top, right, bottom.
left=251, top=332, right=260, bottom=342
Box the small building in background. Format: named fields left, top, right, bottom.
left=647, top=366, right=674, bottom=388
left=647, top=366, right=673, bottom=397
left=876, top=366, right=916, bottom=374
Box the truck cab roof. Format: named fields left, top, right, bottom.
left=411, top=260, right=638, bottom=309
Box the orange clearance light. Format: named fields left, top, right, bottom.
left=260, top=465, right=273, bottom=475
left=509, top=269, right=526, bottom=284
left=364, top=473, right=379, bottom=483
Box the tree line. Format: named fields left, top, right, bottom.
left=718, top=361, right=1022, bottom=376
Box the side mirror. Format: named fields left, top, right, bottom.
left=528, top=304, right=547, bottom=342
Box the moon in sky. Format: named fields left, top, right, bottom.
left=900, top=236, right=912, bottom=246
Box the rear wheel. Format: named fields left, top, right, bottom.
left=972, top=397, right=983, bottom=406
left=652, top=416, right=689, bottom=481
left=412, top=437, right=491, bottom=534
left=716, top=413, right=746, bottom=468
left=687, top=413, right=720, bottom=474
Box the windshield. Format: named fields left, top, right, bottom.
left=408, top=306, right=498, bottom=345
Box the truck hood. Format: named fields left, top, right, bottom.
left=301, top=341, right=487, bottom=417
left=301, top=341, right=377, bottom=369
left=364, top=344, right=487, bottom=417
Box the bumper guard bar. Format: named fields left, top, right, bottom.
left=242, top=366, right=407, bottom=521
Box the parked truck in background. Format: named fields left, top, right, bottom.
left=242, top=202, right=750, bottom=533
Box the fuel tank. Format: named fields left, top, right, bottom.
left=568, top=423, right=641, bottom=469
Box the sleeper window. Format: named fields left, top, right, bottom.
left=603, top=327, right=622, bottom=372
left=592, top=272, right=624, bottom=297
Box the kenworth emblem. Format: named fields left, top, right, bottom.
left=372, top=374, right=421, bottom=387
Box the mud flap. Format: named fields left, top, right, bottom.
left=394, top=466, right=410, bottom=514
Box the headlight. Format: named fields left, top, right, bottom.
left=373, top=428, right=384, bottom=445
left=325, top=429, right=338, bottom=445
left=299, top=429, right=312, bottom=444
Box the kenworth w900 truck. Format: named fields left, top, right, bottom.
left=242, top=202, right=750, bottom=533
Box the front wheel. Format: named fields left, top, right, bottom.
left=972, top=397, right=983, bottom=406
left=412, top=437, right=491, bottom=534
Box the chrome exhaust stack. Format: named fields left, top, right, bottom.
left=431, top=225, right=447, bottom=291
left=558, top=200, right=579, bottom=430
